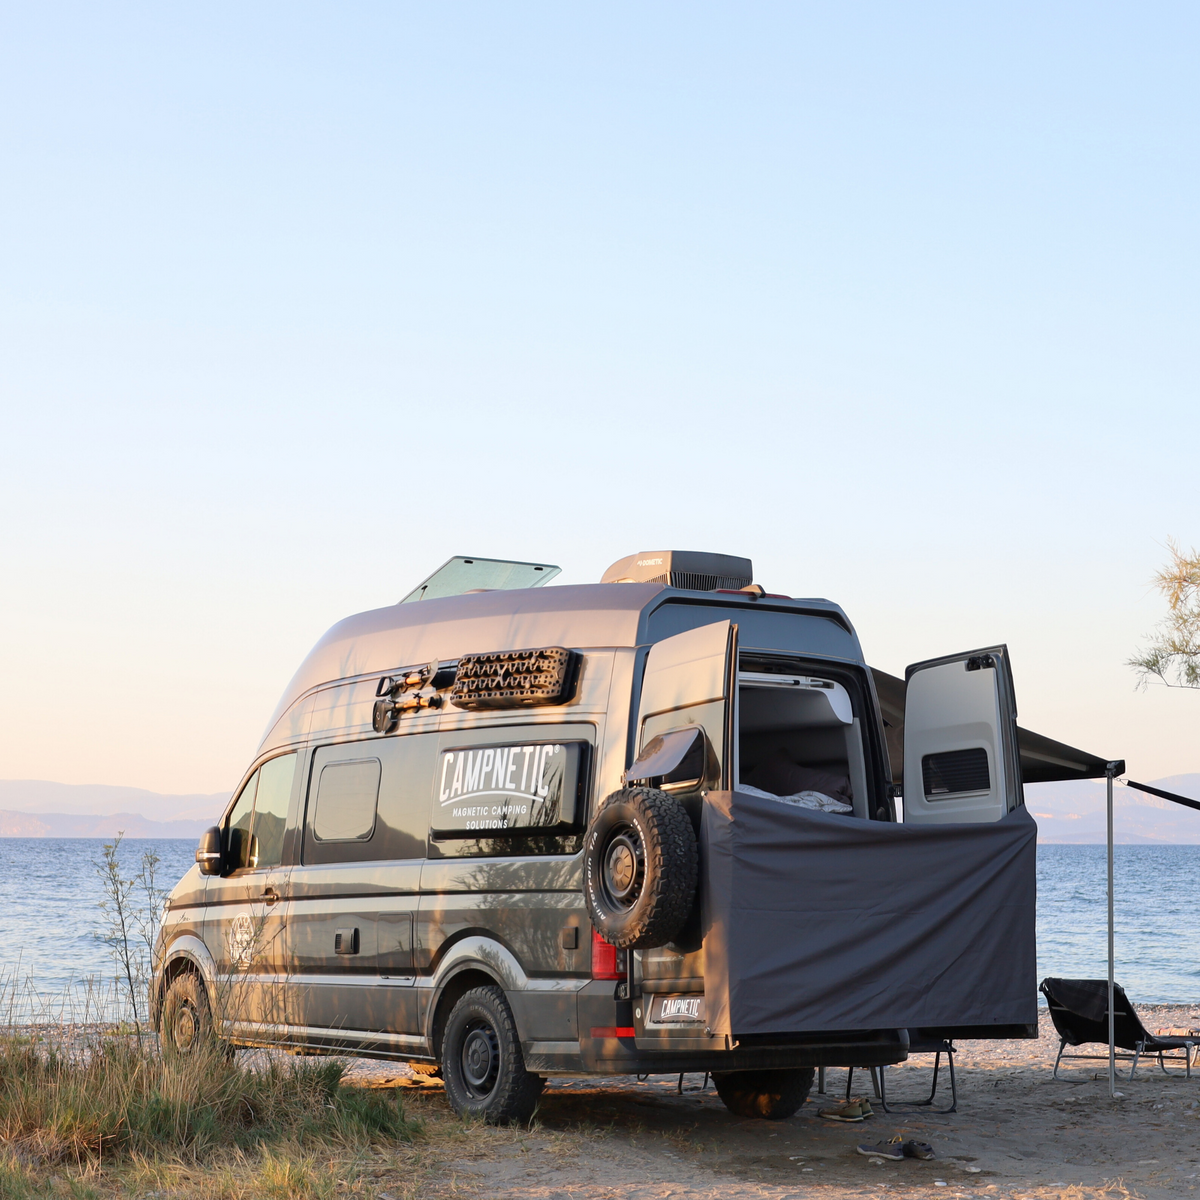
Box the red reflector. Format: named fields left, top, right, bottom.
left=590, top=1027, right=636, bottom=1038
left=591, top=930, right=626, bottom=980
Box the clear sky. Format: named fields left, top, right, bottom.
left=1, top=3, right=1196, bottom=796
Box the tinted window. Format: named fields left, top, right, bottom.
left=646, top=602, right=859, bottom=659
left=303, top=734, right=436, bottom=865
left=313, top=759, right=381, bottom=841
left=226, top=770, right=258, bottom=870
left=427, top=724, right=594, bottom=859
left=252, top=753, right=297, bottom=867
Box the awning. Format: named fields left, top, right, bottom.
left=869, top=668, right=1111, bottom=786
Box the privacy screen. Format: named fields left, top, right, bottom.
left=701, top=792, right=1037, bottom=1038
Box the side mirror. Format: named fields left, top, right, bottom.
left=195, top=826, right=224, bottom=876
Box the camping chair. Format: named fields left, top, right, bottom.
left=1040, top=977, right=1199, bottom=1080
left=832, top=1031, right=958, bottom=1114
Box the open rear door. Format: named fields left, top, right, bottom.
left=634, top=620, right=737, bottom=789
left=902, top=645, right=1023, bottom=824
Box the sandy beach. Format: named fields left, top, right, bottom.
left=329, top=1006, right=1200, bottom=1200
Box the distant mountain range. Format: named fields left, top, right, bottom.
left=1024, top=773, right=1200, bottom=843
left=0, top=780, right=228, bottom=839
left=2, top=774, right=1198, bottom=843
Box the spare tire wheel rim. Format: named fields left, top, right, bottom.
left=602, top=827, right=644, bottom=909
left=461, top=1019, right=500, bottom=1097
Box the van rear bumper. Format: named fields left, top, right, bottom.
left=574, top=1030, right=910, bottom=1075
left=572, top=984, right=909, bottom=1075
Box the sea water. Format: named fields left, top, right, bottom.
left=0, top=839, right=1196, bottom=1019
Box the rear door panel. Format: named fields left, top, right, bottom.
left=635, top=620, right=737, bottom=789
left=902, top=646, right=1023, bottom=824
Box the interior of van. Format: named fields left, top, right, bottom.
left=737, top=667, right=871, bottom=819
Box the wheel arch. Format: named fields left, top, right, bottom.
left=427, top=936, right=530, bottom=1061
left=151, top=936, right=216, bottom=1030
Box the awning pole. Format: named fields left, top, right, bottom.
left=1105, top=760, right=1122, bottom=1098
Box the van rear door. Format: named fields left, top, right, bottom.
left=634, top=620, right=738, bottom=789
left=902, top=645, right=1022, bottom=824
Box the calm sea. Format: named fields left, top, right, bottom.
left=0, top=840, right=1195, bottom=1018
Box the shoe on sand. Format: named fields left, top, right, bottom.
left=903, top=1139, right=935, bottom=1160
left=818, top=1100, right=867, bottom=1122
left=857, top=1136, right=904, bottom=1161
left=849, top=1095, right=874, bottom=1117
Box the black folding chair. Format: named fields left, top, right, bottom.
left=834, top=1031, right=958, bottom=1114
left=1040, top=977, right=1198, bottom=1080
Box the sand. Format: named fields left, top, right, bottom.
left=341, top=1006, right=1200, bottom=1200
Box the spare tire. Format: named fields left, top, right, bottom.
left=584, top=787, right=698, bottom=950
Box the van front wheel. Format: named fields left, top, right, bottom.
left=160, top=972, right=221, bottom=1059
left=442, top=986, right=544, bottom=1125
left=584, top=787, right=698, bottom=950
left=713, top=1068, right=815, bottom=1120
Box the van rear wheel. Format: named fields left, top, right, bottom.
left=712, top=1068, right=815, bottom=1120
left=584, top=787, right=698, bottom=950
left=441, top=985, right=544, bottom=1125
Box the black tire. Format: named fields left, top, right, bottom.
left=713, top=1068, right=815, bottom=1120
left=441, top=986, right=544, bottom=1125
left=583, top=787, right=698, bottom=950
left=160, top=972, right=221, bottom=1059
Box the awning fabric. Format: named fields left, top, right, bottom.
left=869, top=668, right=1111, bottom=786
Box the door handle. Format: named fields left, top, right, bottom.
left=262, top=887, right=279, bottom=906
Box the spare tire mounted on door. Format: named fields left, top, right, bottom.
left=584, top=787, right=698, bottom=949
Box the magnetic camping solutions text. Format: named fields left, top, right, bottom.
left=432, top=742, right=581, bottom=835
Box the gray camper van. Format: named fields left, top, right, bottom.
left=153, top=552, right=1102, bottom=1124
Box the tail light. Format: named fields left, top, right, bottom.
left=591, top=930, right=626, bottom=980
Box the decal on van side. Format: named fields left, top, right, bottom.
left=431, top=742, right=583, bottom=835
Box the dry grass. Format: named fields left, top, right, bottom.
left=0, top=1035, right=424, bottom=1199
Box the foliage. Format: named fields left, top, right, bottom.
left=93, top=835, right=167, bottom=1031
left=0, top=1037, right=418, bottom=1168
left=1129, top=539, right=1200, bottom=689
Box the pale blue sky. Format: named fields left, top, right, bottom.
left=1, top=3, right=1196, bottom=793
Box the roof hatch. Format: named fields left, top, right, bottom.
left=400, top=556, right=561, bottom=604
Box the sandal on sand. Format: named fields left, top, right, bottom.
left=903, top=1140, right=935, bottom=1160
left=857, top=1136, right=905, bottom=1161
left=818, top=1100, right=867, bottom=1122
left=850, top=1096, right=874, bottom=1117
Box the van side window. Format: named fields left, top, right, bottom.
left=253, top=753, right=297, bottom=867
left=427, top=725, right=593, bottom=860
left=303, top=734, right=436, bottom=865
left=313, top=759, right=381, bottom=842
left=226, top=771, right=258, bottom=870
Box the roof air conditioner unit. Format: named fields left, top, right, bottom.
left=600, top=551, right=753, bottom=592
